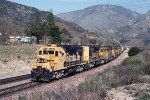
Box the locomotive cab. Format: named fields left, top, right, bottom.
left=31, top=44, right=66, bottom=81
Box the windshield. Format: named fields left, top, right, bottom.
left=39, top=48, right=55, bottom=55
left=38, top=58, right=47, bottom=63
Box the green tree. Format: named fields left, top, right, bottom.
left=42, top=22, right=49, bottom=45
left=45, top=11, right=62, bottom=44
left=50, top=26, right=61, bottom=44
left=60, top=29, right=72, bottom=44
left=128, top=47, right=142, bottom=56
left=46, top=11, right=55, bottom=28
left=27, top=11, right=63, bottom=44
left=30, top=12, right=43, bottom=44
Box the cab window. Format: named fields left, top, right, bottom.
left=38, top=58, right=47, bottom=63
left=43, top=50, right=49, bottom=54
left=55, top=51, right=58, bottom=57
left=49, top=51, right=54, bottom=55
left=39, top=51, right=42, bottom=55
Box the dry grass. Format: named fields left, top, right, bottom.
left=0, top=45, right=39, bottom=61
left=0, top=45, right=40, bottom=79
left=18, top=48, right=150, bottom=100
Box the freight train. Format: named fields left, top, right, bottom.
left=31, top=44, right=124, bottom=81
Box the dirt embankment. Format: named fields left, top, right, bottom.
left=1, top=50, right=128, bottom=100
left=0, top=45, right=40, bottom=79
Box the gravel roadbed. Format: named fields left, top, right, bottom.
left=1, top=50, right=128, bottom=100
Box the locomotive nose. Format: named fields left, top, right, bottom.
left=35, top=66, right=43, bottom=79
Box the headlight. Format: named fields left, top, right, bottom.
left=49, top=69, right=52, bottom=72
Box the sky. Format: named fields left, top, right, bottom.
left=9, top=0, right=150, bottom=15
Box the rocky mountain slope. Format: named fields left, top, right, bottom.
left=58, top=4, right=150, bottom=46
left=2, top=0, right=150, bottom=46
left=57, top=4, right=141, bottom=32
left=113, top=11, right=150, bottom=46
left=0, top=0, right=90, bottom=44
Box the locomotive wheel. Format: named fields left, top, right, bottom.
left=54, top=70, right=64, bottom=79
left=100, top=60, right=105, bottom=64
left=76, top=66, right=84, bottom=72
left=95, top=61, right=100, bottom=66
left=61, top=70, right=64, bottom=77
left=88, top=63, right=94, bottom=69
left=55, top=72, right=60, bottom=79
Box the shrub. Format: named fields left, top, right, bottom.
left=142, top=63, right=150, bottom=75
left=128, top=47, right=142, bottom=56
left=139, top=93, right=150, bottom=100
left=18, top=48, right=150, bottom=100
left=121, top=56, right=143, bottom=66
left=18, top=96, right=26, bottom=100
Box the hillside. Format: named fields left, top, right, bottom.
left=113, top=10, right=150, bottom=46
left=0, top=0, right=91, bottom=44
left=3, top=0, right=148, bottom=46
left=57, top=4, right=150, bottom=46
left=57, top=4, right=141, bottom=32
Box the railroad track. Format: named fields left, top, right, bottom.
left=0, top=74, right=31, bottom=85
left=0, top=81, right=40, bottom=97
left=0, top=51, right=127, bottom=98
left=0, top=74, right=55, bottom=98
left=0, top=74, right=34, bottom=98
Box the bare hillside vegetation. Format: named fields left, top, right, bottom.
left=17, top=48, right=150, bottom=100
left=0, top=45, right=39, bottom=79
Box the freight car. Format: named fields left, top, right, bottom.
left=31, top=44, right=123, bottom=81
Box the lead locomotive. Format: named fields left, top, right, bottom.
left=31, top=44, right=123, bottom=81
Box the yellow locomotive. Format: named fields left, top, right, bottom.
left=31, top=44, right=124, bottom=81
